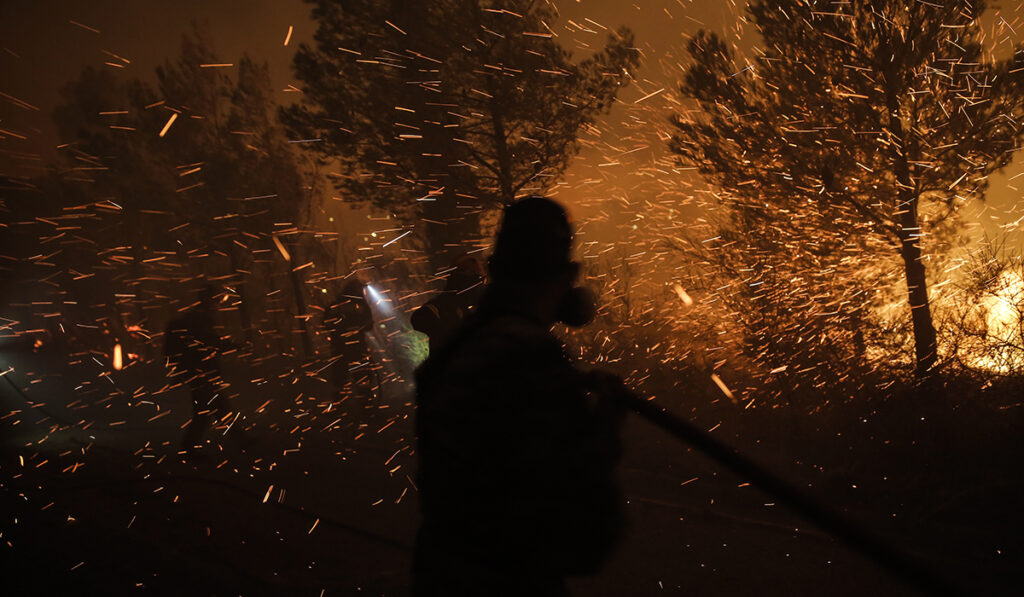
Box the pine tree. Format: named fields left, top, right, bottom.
left=286, top=0, right=639, bottom=265
left=53, top=26, right=315, bottom=352
left=670, top=0, right=1024, bottom=376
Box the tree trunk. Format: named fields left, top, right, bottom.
left=287, top=245, right=314, bottom=358
left=850, top=304, right=868, bottom=368
left=887, top=83, right=938, bottom=377
left=489, top=101, right=515, bottom=205
left=897, top=204, right=938, bottom=376
left=227, top=248, right=256, bottom=345
left=421, top=189, right=482, bottom=274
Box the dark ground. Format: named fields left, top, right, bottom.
left=1, top=339, right=1022, bottom=596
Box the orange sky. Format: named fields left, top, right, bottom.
left=2, top=0, right=1020, bottom=249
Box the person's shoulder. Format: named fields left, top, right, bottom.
left=481, top=313, right=548, bottom=336
left=412, top=300, right=442, bottom=322
left=458, top=314, right=560, bottom=361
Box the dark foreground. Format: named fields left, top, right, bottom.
left=2, top=343, right=1021, bottom=596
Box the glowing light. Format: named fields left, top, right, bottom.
left=365, top=284, right=384, bottom=305
left=672, top=283, right=694, bottom=307
left=112, top=343, right=123, bottom=371
left=365, top=284, right=394, bottom=320
left=985, top=272, right=1023, bottom=343
left=272, top=235, right=291, bottom=261
left=967, top=269, right=1024, bottom=374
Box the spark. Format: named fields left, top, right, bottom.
left=272, top=236, right=292, bottom=261
left=672, top=283, right=694, bottom=307
left=633, top=88, right=666, bottom=105
left=382, top=230, right=413, bottom=247
left=710, top=373, right=736, bottom=403
left=384, top=20, right=407, bottom=35
left=158, top=113, right=178, bottom=137
left=0, top=91, right=41, bottom=112
left=68, top=20, right=99, bottom=34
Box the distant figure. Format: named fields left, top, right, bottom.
left=413, top=197, right=625, bottom=596
left=324, top=280, right=374, bottom=397
left=165, top=285, right=236, bottom=451
left=411, top=255, right=485, bottom=352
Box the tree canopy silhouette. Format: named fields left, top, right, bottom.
left=52, top=26, right=315, bottom=351
left=670, top=0, right=1024, bottom=376
left=286, top=0, right=639, bottom=264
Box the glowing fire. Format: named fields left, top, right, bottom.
left=971, top=270, right=1024, bottom=374
left=984, top=272, right=1024, bottom=341
left=112, top=343, right=124, bottom=371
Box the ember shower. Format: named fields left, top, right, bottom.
left=1, top=1, right=1023, bottom=596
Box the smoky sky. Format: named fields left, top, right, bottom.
left=2, top=0, right=1021, bottom=245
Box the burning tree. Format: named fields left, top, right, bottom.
left=285, top=0, right=639, bottom=265
left=670, top=0, right=1024, bottom=377
left=944, top=240, right=1024, bottom=377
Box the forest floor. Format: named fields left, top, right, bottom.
left=1, top=339, right=1021, bottom=596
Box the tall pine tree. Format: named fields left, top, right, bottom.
left=53, top=26, right=314, bottom=352
left=286, top=0, right=639, bottom=266
left=670, top=0, right=1024, bottom=376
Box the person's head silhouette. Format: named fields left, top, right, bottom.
left=445, top=254, right=485, bottom=293
left=484, top=196, right=593, bottom=327
left=413, top=197, right=622, bottom=595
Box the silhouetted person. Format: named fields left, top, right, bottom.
left=414, top=197, right=625, bottom=596
left=324, top=281, right=374, bottom=397
left=412, top=255, right=485, bottom=352
left=165, top=285, right=236, bottom=451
